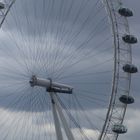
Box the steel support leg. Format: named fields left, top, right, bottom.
left=52, top=93, right=75, bottom=140
left=50, top=93, right=63, bottom=140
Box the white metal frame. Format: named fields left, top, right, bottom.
left=30, top=76, right=75, bottom=140
left=51, top=93, right=75, bottom=140
left=99, top=0, right=133, bottom=140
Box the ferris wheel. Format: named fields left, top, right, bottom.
left=0, top=0, right=138, bottom=140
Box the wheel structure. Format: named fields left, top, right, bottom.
left=99, top=0, right=138, bottom=140
left=0, top=0, right=137, bottom=140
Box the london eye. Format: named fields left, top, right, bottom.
left=0, top=0, right=138, bottom=140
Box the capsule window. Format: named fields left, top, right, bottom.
left=0, top=2, right=4, bottom=9
left=123, top=64, right=138, bottom=73
left=122, top=35, right=138, bottom=44
left=112, top=124, right=127, bottom=134
left=119, top=95, right=134, bottom=104
left=118, top=8, right=133, bottom=17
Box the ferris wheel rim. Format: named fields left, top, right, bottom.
left=99, top=0, right=136, bottom=140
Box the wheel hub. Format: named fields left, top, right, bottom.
left=29, top=75, right=73, bottom=94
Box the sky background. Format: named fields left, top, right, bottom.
left=0, top=0, right=139, bottom=140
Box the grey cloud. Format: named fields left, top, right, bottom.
left=0, top=0, right=139, bottom=139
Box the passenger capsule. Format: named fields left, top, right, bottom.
left=122, top=35, right=138, bottom=44
left=123, top=64, right=138, bottom=73
left=0, top=2, right=4, bottom=9
left=112, top=124, right=127, bottom=134
left=118, top=8, right=133, bottom=17
left=119, top=95, right=134, bottom=104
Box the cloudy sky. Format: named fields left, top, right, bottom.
left=0, top=0, right=139, bottom=140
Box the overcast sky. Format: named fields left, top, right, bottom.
left=0, top=0, right=139, bottom=140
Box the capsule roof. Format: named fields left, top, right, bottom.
left=112, top=124, right=127, bottom=134
left=118, top=8, right=133, bottom=17
left=122, top=35, right=138, bottom=44
left=0, top=2, right=4, bottom=9
left=119, top=95, right=134, bottom=104
left=123, top=64, right=138, bottom=73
